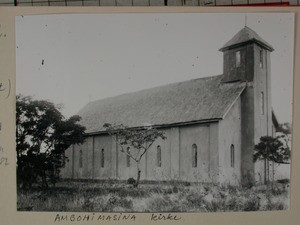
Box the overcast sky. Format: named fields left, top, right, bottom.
left=16, top=13, right=294, bottom=123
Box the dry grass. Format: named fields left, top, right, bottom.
left=17, top=180, right=289, bottom=212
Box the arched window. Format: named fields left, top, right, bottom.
left=79, top=150, right=83, bottom=169
left=101, top=149, right=104, bottom=168
left=192, top=144, right=197, bottom=168
left=260, top=92, right=264, bottom=115
left=230, top=144, right=235, bottom=168
left=157, top=145, right=162, bottom=167
left=126, top=147, right=130, bottom=167
left=236, top=51, right=241, bottom=67
left=260, top=49, right=264, bottom=68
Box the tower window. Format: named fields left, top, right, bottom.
left=101, top=149, right=104, bottom=168
left=157, top=145, right=162, bottom=167
left=230, top=144, right=235, bottom=168
left=126, top=147, right=130, bottom=167
left=192, top=144, right=197, bottom=168
left=164, top=0, right=168, bottom=5
left=79, top=150, right=83, bottom=169
left=236, top=51, right=241, bottom=67
left=260, top=50, right=264, bottom=68
left=260, top=92, right=264, bottom=115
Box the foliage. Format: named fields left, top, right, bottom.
left=16, top=94, right=86, bottom=188
left=127, top=177, right=136, bottom=185
left=254, top=136, right=290, bottom=164
left=103, top=123, right=166, bottom=187
left=277, top=122, right=292, bottom=135
left=17, top=181, right=289, bottom=212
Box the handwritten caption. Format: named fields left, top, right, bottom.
left=54, top=213, right=181, bottom=223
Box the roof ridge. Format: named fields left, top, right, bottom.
left=87, top=74, right=224, bottom=105
left=78, top=74, right=246, bottom=133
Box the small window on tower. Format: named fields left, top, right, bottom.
left=236, top=51, right=241, bottom=67
left=260, top=50, right=264, bottom=68
left=79, top=150, right=83, bottom=169
left=126, top=147, right=130, bottom=167
left=192, top=144, right=198, bottom=168
left=230, top=145, right=235, bottom=168
left=101, top=149, right=104, bottom=168
left=157, top=145, right=162, bottom=167
left=261, top=92, right=264, bottom=115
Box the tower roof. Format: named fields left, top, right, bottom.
left=219, top=26, right=274, bottom=52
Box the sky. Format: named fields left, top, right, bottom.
left=16, top=13, right=294, bottom=123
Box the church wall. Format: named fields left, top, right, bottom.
left=253, top=45, right=270, bottom=142
left=253, top=44, right=272, bottom=183
left=145, top=128, right=171, bottom=181
left=61, top=123, right=219, bottom=183
left=222, top=45, right=248, bottom=82
left=60, top=145, right=73, bottom=178
left=86, top=136, right=95, bottom=179
left=93, top=135, right=115, bottom=179
left=209, top=122, right=219, bottom=182
left=73, top=141, right=88, bottom=179
left=179, top=124, right=211, bottom=182
left=218, top=97, right=242, bottom=185
left=170, top=127, right=180, bottom=180
left=240, top=86, right=255, bottom=184
left=116, top=143, right=147, bottom=181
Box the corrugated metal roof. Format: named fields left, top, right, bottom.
left=77, top=75, right=246, bottom=134
left=220, top=26, right=274, bottom=52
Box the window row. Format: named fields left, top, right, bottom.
left=78, top=144, right=235, bottom=169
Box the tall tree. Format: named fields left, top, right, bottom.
left=103, top=123, right=166, bottom=187
left=254, top=133, right=291, bottom=184
left=16, top=95, right=86, bottom=188
left=254, top=136, right=290, bottom=165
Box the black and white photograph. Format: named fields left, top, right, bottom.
left=16, top=12, right=294, bottom=212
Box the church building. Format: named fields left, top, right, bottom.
left=60, top=26, right=278, bottom=184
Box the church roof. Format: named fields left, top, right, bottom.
left=77, top=75, right=246, bottom=134
left=219, top=26, right=274, bottom=52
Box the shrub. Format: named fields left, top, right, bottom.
left=265, top=200, right=285, bottom=210
left=277, top=179, right=289, bottom=184
left=243, top=196, right=260, bottom=211
left=127, top=177, right=136, bottom=185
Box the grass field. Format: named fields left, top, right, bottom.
left=17, top=180, right=290, bottom=212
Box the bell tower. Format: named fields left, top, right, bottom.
left=219, top=26, right=274, bottom=184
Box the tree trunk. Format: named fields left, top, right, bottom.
left=134, top=162, right=141, bottom=188
left=264, top=159, right=267, bottom=184
left=42, top=170, right=48, bottom=188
